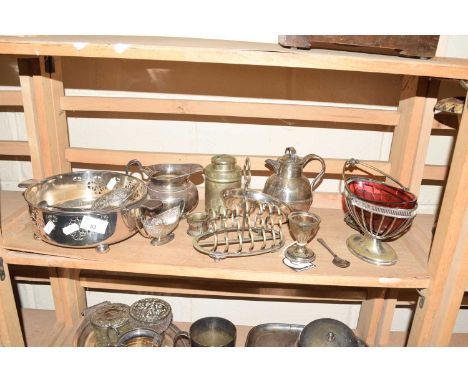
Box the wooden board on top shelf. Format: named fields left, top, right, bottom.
left=2, top=191, right=431, bottom=289
left=0, top=36, right=468, bottom=79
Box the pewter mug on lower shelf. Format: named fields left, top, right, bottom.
left=263, top=147, right=326, bottom=211
left=126, top=159, right=202, bottom=216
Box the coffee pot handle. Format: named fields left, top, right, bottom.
left=302, top=154, right=326, bottom=190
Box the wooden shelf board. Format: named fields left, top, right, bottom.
left=0, top=36, right=467, bottom=79
left=2, top=191, right=431, bottom=289
left=21, top=308, right=468, bottom=347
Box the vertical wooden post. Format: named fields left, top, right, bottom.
left=389, top=75, right=431, bottom=191
left=0, top=255, right=25, bottom=346
left=356, top=288, right=386, bottom=346
left=358, top=76, right=434, bottom=346
left=374, top=289, right=399, bottom=345
left=18, top=56, right=71, bottom=178
left=408, top=94, right=468, bottom=346
left=49, top=268, right=86, bottom=327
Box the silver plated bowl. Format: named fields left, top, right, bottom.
left=20, top=170, right=161, bottom=253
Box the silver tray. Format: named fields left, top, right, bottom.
left=72, top=304, right=189, bottom=347
left=221, top=189, right=292, bottom=222
left=245, top=323, right=304, bottom=347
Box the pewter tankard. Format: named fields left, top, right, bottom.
left=263, top=147, right=326, bottom=211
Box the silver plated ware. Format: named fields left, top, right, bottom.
left=72, top=302, right=188, bottom=347
left=89, top=302, right=131, bottom=346
left=19, top=171, right=160, bottom=253
left=343, top=158, right=418, bottom=266
left=137, top=203, right=184, bottom=245
left=186, top=211, right=210, bottom=237
left=174, top=317, right=236, bottom=347
left=317, top=238, right=351, bottom=268
left=246, top=323, right=304, bottom=347
left=126, top=159, right=202, bottom=216
left=129, top=298, right=173, bottom=334
left=116, top=328, right=163, bottom=347
left=263, top=147, right=326, bottom=211
left=204, top=154, right=242, bottom=213
left=193, top=159, right=286, bottom=260
left=298, top=318, right=365, bottom=347
left=285, top=211, right=321, bottom=264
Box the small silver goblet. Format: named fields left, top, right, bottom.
left=285, top=211, right=321, bottom=264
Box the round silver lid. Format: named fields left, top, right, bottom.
left=130, top=298, right=172, bottom=324
left=90, top=303, right=130, bottom=329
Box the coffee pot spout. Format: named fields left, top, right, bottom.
left=265, top=159, right=281, bottom=174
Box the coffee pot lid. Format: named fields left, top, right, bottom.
left=278, top=147, right=303, bottom=164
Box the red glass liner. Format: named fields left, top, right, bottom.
left=345, top=177, right=417, bottom=236
left=347, top=178, right=417, bottom=209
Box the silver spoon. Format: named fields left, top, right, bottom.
left=317, top=238, right=350, bottom=268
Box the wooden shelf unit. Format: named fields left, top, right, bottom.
left=0, top=36, right=467, bottom=347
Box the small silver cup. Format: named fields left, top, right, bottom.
left=286, top=211, right=321, bottom=264
left=186, top=211, right=210, bottom=236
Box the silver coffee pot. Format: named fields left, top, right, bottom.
left=263, top=147, right=326, bottom=211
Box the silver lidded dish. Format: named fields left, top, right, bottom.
left=19, top=171, right=161, bottom=253
left=129, top=298, right=173, bottom=334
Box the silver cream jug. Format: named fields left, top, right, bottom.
left=263, top=147, right=326, bottom=211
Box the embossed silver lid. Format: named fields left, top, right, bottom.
left=90, top=303, right=130, bottom=329
left=129, top=298, right=172, bottom=324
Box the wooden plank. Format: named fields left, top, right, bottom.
left=60, top=96, right=400, bottom=126
left=374, top=289, right=399, bottom=346
left=0, top=255, right=25, bottom=346
left=408, top=94, right=468, bottom=346
left=65, top=147, right=391, bottom=176
left=1, top=202, right=433, bottom=289
left=65, top=147, right=445, bottom=181
left=422, top=165, right=448, bottom=182
left=279, top=36, right=439, bottom=58
left=406, top=79, right=440, bottom=195
left=49, top=268, right=86, bottom=326
left=80, top=274, right=367, bottom=302
left=356, top=288, right=386, bottom=346
left=18, top=57, right=71, bottom=178
left=0, top=90, right=22, bottom=106
left=18, top=58, right=45, bottom=179
left=0, top=36, right=468, bottom=79
left=42, top=57, right=71, bottom=174
left=0, top=140, right=30, bottom=156
left=389, top=76, right=429, bottom=191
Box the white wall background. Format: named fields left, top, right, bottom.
left=1, top=35, right=467, bottom=334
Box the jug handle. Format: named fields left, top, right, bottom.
left=265, top=159, right=280, bottom=174
left=302, top=154, right=326, bottom=190
left=125, top=159, right=153, bottom=180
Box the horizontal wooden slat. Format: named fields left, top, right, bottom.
left=1, top=36, right=468, bottom=79
left=60, top=96, right=400, bottom=126
left=64, top=147, right=392, bottom=176
left=0, top=140, right=30, bottom=156
left=423, top=165, right=448, bottom=181
left=0, top=90, right=22, bottom=106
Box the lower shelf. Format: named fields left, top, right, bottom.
left=21, top=308, right=468, bottom=347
